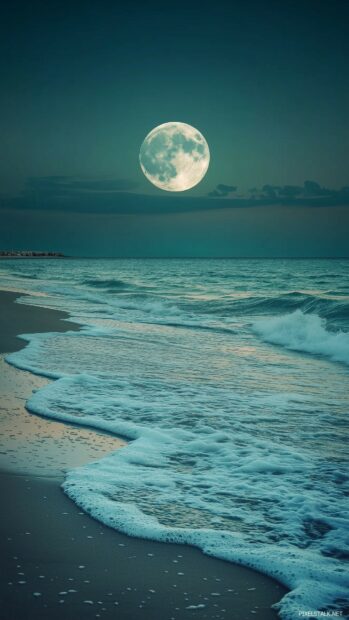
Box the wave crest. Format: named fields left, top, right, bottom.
left=253, top=310, right=349, bottom=365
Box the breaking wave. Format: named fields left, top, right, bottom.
left=253, top=310, right=349, bottom=365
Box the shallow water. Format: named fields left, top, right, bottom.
left=1, top=258, right=348, bottom=619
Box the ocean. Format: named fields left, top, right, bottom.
left=1, top=258, right=348, bottom=618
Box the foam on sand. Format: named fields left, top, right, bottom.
left=253, top=310, right=349, bottom=365
left=6, top=326, right=349, bottom=620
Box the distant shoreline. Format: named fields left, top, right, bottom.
left=0, top=253, right=66, bottom=259
left=0, top=256, right=67, bottom=259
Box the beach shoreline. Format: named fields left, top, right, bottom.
left=0, top=290, right=287, bottom=619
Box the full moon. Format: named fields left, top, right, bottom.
left=139, top=122, right=210, bottom=191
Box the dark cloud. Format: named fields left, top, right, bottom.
left=254, top=181, right=349, bottom=204
left=25, top=176, right=139, bottom=195
left=208, top=184, right=237, bottom=197
left=1, top=177, right=348, bottom=216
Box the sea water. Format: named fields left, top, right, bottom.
left=1, top=258, right=348, bottom=618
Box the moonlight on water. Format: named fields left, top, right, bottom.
left=139, top=122, right=210, bottom=191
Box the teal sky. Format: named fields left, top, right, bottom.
left=1, top=0, right=348, bottom=256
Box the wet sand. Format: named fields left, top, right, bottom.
left=0, top=290, right=287, bottom=619
left=0, top=291, right=80, bottom=353
left=0, top=356, right=124, bottom=477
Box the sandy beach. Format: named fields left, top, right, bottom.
left=0, top=290, right=287, bottom=619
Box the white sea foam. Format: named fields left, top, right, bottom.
left=6, top=329, right=349, bottom=619
left=2, top=258, right=349, bottom=619
left=253, top=310, right=349, bottom=365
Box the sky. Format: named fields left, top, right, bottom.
left=1, top=0, right=348, bottom=257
